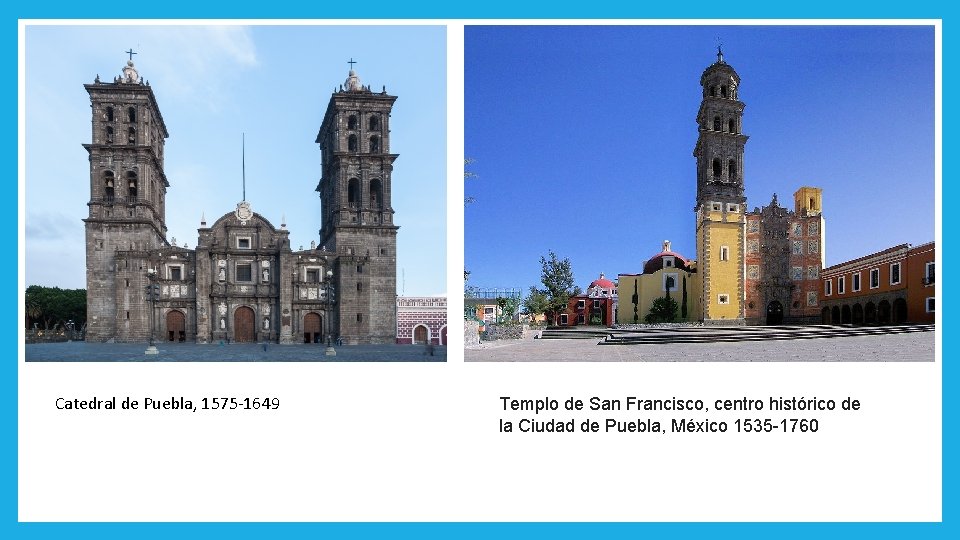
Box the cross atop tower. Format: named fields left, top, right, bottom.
left=347, top=58, right=357, bottom=69
left=125, top=48, right=137, bottom=61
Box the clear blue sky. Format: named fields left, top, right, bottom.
left=24, top=24, right=447, bottom=296
left=465, top=25, right=935, bottom=293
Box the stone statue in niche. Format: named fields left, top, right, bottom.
left=263, top=318, right=270, bottom=330
left=219, top=318, right=225, bottom=329
left=218, top=267, right=226, bottom=281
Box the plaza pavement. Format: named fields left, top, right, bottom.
left=25, top=342, right=446, bottom=362
left=464, top=329, right=936, bottom=362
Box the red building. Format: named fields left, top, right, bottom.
left=555, top=273, right=617, bottom=327
left=820, top=242, right=934, bottom=325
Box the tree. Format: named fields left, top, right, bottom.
left=533, top=250, right=578, bottom=325
left=464, top=158, right=477, bottom=205
left=681, top=275, right=689, bottom=319
left=496, top=296, right=520, bottom=324
left=25, top=285, right=86, bottom=330
left=523, top=287, right=549, bottom=319
left=645, top=296, right=679, bottom=324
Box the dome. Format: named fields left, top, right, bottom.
left=700, top=46, right=740, bottom=87
left=642, top=240, right=692, bottom=274
left=589, top=273, right=616, bottom=290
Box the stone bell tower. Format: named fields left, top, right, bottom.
left=694, top=47, right=748, bottom=324
left=315, top=64, right=399, bottom=344
left=83, top=55, right=170, bottom=341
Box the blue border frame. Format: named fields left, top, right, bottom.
left=10, top=2, right=954, bottom=538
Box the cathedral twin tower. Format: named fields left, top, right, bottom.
left=83, top=59, right=399, bottom=344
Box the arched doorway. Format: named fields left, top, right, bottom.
left=440, top=326, right=448, bottom=346
left=234, top=306, right=255, bottom=342
left=166, top=310, right=185, bottom=342
left=877, top=300, right=891, bottom=325
left=865, top=302, right=877, bottom=324
left=766, top=301, right=784, bottom=325
left=821, top=307, right=831, bottom=324
left=893, top=298, right=908, bottom=324
left=841, top=305, right=851, bottom=324
left=304, top=312, right=322, bottom=344
left=413, top=324, right=429, bottom=345
left=852, top=304, right=864, bottom=325
left=831, top=306, right=841, bottom=324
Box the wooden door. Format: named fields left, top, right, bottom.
left=304, top=312, right=322, bottom=344
left=414, top=325, right=428, bottom=344
left=234, top=306, right=255, bottom=342
left=166, top=310, right=185, bottom=342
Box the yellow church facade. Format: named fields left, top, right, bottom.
left=616, top=241, right=702, bottom=324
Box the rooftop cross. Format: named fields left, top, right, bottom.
left=125, top=48, right=137, bottom=61
left=348, top=58, right=357, bottom=69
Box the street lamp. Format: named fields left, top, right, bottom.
left=325, top=269, right=336, bottom=356
left=145, top=268, right=159, bottom=355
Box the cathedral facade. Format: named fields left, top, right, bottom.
left=694, top=49, right=826, bottom=325
left=83, top=59, right=399, bottom=344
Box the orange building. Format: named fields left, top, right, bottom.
left=820, top=242, right=934, bottom=324
left=906, top=242, right=936, bottom=323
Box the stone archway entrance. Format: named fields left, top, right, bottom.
left=304, top=312, right=322, bottom=344
left=766, top=301, right=784, bottom=325
left=413, top=324, right=428, bottom=344
left=893, top=298, right=908, bottom=324
left=440, top=326, right=448, bottom=345
left=821, top=307, right=831, bottom=324
left=852, top=304, right=864, bottom=325
left=167, top=310, right=185, bottom=342
left=878, top=300, right=892, bottom=325
left=234, top=306, right=255, bottom=343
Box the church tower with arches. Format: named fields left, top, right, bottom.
left=693, top=47, right=748, bottom=324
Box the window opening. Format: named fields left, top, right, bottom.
left=236, top=264, right=253, bottom=282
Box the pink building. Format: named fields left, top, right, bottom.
left=396, top=296, right=447, bottom=345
